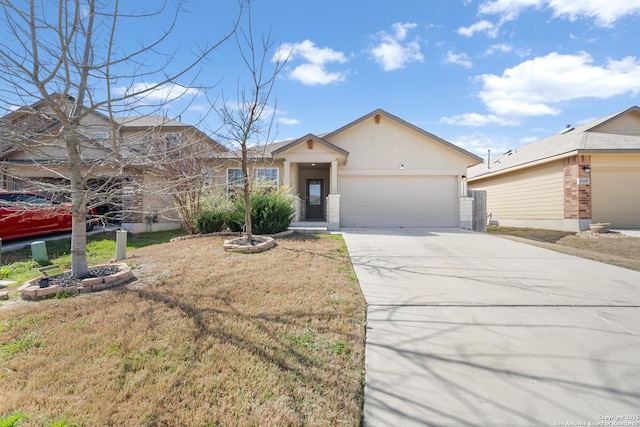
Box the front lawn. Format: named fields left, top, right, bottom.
left=0, top=234, right=366, bottom=426
left=0, top=230, right=185, bottom=287
left=488, top=226, right=640, bottom=272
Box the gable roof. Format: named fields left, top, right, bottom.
left=2, top=96, right=227, bottom=160
left=115, top=115, right=192, bottom=128
left=468, top=105, right=640, bottom=180
left=325, top=108, right=483, bottom=164
left=271, top=133, right=349, bottom=157
left=220, top=109, right=482, bottom=166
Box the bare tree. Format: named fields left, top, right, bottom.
left=0, top=0, right=239, bottom=277
left=213, top=4, right=288, bottom=244
left=145, top=129, right=224, bottom=234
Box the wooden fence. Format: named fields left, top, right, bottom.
left=468, top=190, right=487, bottom=232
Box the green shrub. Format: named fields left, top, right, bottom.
left=231, top=192, right=295, bottom=235
left=194, top=210, right=227, bottom=234
left=250, top=192, right=296, bottom=234
left=225, top=208, right=245, bottom=232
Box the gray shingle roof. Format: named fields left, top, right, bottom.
left=468, top=106, right=640, bottom=180
left=114, top=115, right=190, bottom=128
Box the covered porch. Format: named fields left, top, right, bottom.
left=283, top=160, right=342, bottom=231
left=274, top=135, right=348, bottom=231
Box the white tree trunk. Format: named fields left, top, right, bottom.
left=66, top=130, right=90, bottom=278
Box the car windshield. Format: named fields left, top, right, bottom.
left=0, top=193, right=54, bottom=207
left=20, top=194, right=53, bottom=205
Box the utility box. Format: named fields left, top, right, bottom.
left=115, top=230, right=127, bottom=261
left=31, top=241, right=48, bottom=263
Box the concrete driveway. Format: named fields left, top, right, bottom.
left=342, top=228, right=640, bottom=427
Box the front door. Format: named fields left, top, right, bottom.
left=306, top=179, right=324, bottom=220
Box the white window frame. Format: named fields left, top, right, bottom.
left=164, top=132, right=182, bottom=145
left=227, top=168, right=244, bottom=186
left=92, top=131, right=109, bottom=139
left=256, top=167, right=279, bottom=189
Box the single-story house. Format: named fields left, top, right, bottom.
left=467, top=106, right=640, bottom=231
left=218, top=109, right=483, bottom=230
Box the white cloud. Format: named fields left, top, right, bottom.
left=369, top=22, right=424, bottom=71
left=575, top=116, right=597, bottom=126
left=476, top=52, right=640, bottom=117
left=277, top=117, right=301, bottom=126
left=478, top=0, right=541, bottom=21
left=485, top=43, right=512, bottom=56
left=187, top=103, right=210, bottom=113
left=273, top=40, right=348, bottom=86
left=275, top=40, right=347, bottom=65
left=115, top=82, right=200, bottom=102
left=478, top=0, right=640, bottom=27
left=453, top=134, right=538, bottom=158
left=440, top=113, right=520, bottom=126
left=289, top=63, right=346, bottom=85
left=452, top=134, right=513, bottom=158
left=445, top=51, right=473, bottom=69
left=457, top=20, right=498, bottom=38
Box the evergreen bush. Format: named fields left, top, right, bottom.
left=231, top=192, right=295, bottom=235
left=194, top=210, right=227, bottom=234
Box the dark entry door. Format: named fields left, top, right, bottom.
left=305, top=179, right=324, bottom=220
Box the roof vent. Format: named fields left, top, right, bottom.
left=560, top=125, right=575, bottom=134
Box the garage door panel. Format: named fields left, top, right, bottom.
left=592, top=170, right=640, bottom=228
left=340, top=176, right=457, bottom=227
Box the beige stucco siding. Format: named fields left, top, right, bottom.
left=326, top=115, right=468, bottom=226
left=591, top=154, right=640, bottom=228
left=469, top=160, right=565, bottom=220
left=330, top=116, right=471, bottom=173
left=594, top=112, right=640, bottom=136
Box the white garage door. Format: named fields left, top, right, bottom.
left=592, top=169, right=640, bottom=228
left=339, top=175, right=458, bottom=226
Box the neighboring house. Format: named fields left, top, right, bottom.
left=467, top=106, right=640, bottom=231
left=0, top=95, right=225, bottom=232
left=218, top=109, right=483, bottom=230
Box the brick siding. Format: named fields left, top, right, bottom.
left=563, top=155, right=592, bottom=220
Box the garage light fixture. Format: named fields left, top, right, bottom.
left=582, top=165, right=591, bottom=173
left=461, top=175, right=467, bottom=182
left=400, top=163, right=405, bottom=170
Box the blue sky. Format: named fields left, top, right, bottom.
left=4, top=0, right=640, bottom=159
left=191, top=0, right=640, bottom=159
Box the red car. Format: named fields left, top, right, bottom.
left=0, top=191, right=98, bottom=241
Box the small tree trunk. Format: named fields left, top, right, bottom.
left=70, top=209, right=89, bottom=278
left=66, top=130, right=90, bottom=278
left=244, top=181, right=252, bottom=243
left=242, top=149, right=252, bottom=243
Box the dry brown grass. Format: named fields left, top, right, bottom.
left=488, top=226, right=640, bottom=272
left=0, top=234, right=366, bottom=426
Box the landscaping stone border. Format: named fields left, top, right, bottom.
left=18, top=263, right=133, bottom=301
left=589, top=223, right=611, bottom=233
left=223, top=236, right=275, bottom=253
left=169, top=229, right=294, bottom=243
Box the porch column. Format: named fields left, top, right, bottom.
left=283, top=160, right=291, bottom=189
left=564, top=155, right=592, bottom=231
left=327, top=160, right=340, bottom=231
left=330, top=160, right=338, bottom=193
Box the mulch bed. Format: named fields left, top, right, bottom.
left=46, top=265, right=121, bottom=288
